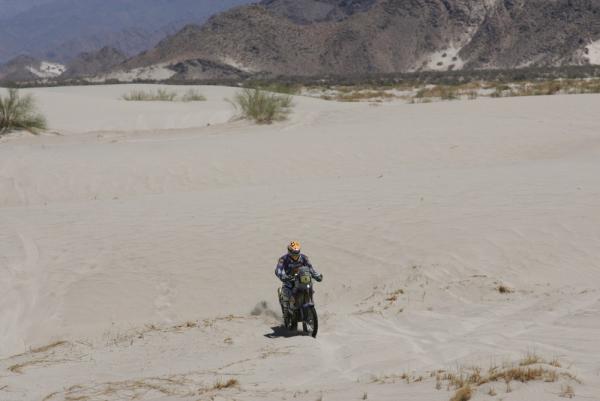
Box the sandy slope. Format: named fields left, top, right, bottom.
left=1, top=86, right=600, bottom=401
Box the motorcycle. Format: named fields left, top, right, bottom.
left=278, top=266, right=319, bottom=338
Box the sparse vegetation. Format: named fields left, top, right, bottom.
left=332, top=90, right=396, bottom=102
left=121, top=87, right=209, bottom=102
left=412, top=85, right=460, bottom=101
left=212, top=378, right=239, bottom=390
left=300, top=74, right=600, bottom=104
left=181, top=89, right=207, bottom=102
left=435, top=357, right=578, bottom=392
left=549, top=358, right=562, bottom=368
left=8, top=358, right=58, bottom=374
left=245, top=81, right=302, bottom=95
left=450, top=385, right=472, bottom=401
left=385, top=289, right=404, bottom=302
left=370, top=354, right=578, bottom=401
left=0, top=88, right=47, bottom=134
left=229, top=88, right=293, bottom=124
left=520, top=351, right=543, bottom=366
left=42, top=375, right=239, bottom=401
left=122, top=88, right=178, bottom=101
left=498, top=284, right=514, bottom=294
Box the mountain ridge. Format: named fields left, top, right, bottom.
left=118, top=0, right=600, bottom=80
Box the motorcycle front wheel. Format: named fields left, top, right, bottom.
left=302, top=306, right=318, bottom=338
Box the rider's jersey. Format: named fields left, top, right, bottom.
left=275, top=253, right=320, bottom=288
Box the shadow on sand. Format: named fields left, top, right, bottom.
left=264, top=325, right=302, bottom=339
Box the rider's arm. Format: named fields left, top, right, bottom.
left=303, top=255, right=322, bottom=280
left=275, top=257, right=288, bottom=282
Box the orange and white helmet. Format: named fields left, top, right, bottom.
left=287, top=241, right=301, bottom=255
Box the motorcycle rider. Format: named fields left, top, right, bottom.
left=275, top=241, right=323, bottom=318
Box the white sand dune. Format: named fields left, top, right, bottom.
left=1, top=85, right=600, bottom=401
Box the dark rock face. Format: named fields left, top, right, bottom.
left=0, top=55, right=42, bottom=81
left=170, top=59, right=251, bottom=80
left=260, top=0, right=378, bottom=23
left=461, top=0, right=600, bottom=68
left=63, top=47, right=128, bottom=78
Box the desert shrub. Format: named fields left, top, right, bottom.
left=0, top=88, right=47, bottom=134
left=497, top=284, right=513, bottom=294
left=490, top=85, right=510, bottom=98
left=415, top=88, right=429, bottom=98
left=450, top=385, right=472, bottom=401
left=181, top=89, right=207, bottom=102
left=212, top=378, right=238, bottom=390
left=122, top=88, right=177, bottom=101
left=440, top=87, right=459, bottom=100
left=414, top=85, right=458, bottom=100
left=246, top=82, right=301, bottom=95
left=334, top=90, right=395, bottom=102
left=230, top=88, right=293, bottom=124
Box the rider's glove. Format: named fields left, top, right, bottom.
left=283, top=275, right=295, bottom=283
left=315, top=274, right=323, bottom=282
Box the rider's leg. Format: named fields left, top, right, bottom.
left=281, top=286, right=292, bottom=316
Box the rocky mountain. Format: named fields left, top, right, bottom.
left=62, top=47, right=128, bottom=79
left=120, top=0, right=600, bottom=80
left=0, top=0, right=254, bottom=64
left=0, top=56, right=65, bottom=81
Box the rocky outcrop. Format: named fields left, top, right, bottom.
left=63, top=47, right=128, bottom=78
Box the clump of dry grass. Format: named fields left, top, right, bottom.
left=229, top=88, right=293, bottom=124
left=122, top=88, right=177, bottom=101
left=30, top=341, right=68, bottom=354
left=432, top=354, right=579, bottom=399
left=450, top=385, right=472, bottom=401
left=8, top=341, right=71, bottom=374
left=466, top=90, right=478, bottom=100
left=0, top=88, right=47, bottom=134
left=333, top=90, right=396, bottom=102
left=520, top=351, right=543, bottom=366
left=497, top=284, right=514, bottom=294
left=9, top=358, right=56, bottom=374
left=549, top=358, right=562, bottom=368
left=415, top=85, right=459, bottom=100
left=212, top=378, right=239, bottom=390
left=385, top=289, right=404, bottom=302
left=43, top=375, right=240, bottom=401
left=373, top=355, right=578, bottom=401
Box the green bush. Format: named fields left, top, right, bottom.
left=0, top=89, right=47, bottom=134
left=230, top=88, right=293, bottom=124
left=122, top=88, right=177, bottom=101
